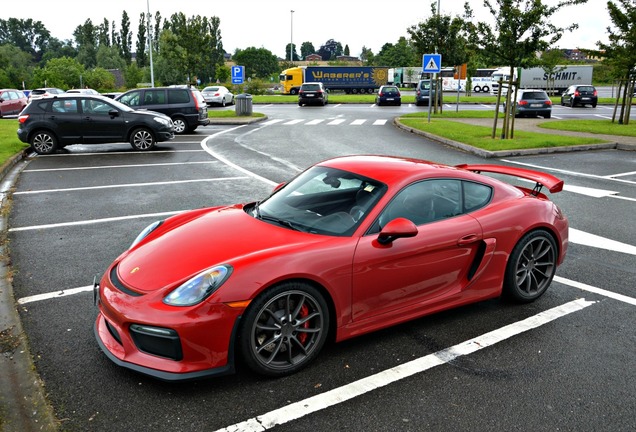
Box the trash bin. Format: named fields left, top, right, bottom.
left=235, top=93, right=253, bottom=116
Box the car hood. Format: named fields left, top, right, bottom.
left=131, top=109, right=171, bottom=121
left=116, top=205, right=329, bottom=293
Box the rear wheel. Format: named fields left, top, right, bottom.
left=172, top=117, right=187, bottom=134
left=482, top=86, right=489, bottom=93
left=130, top=128, right=156, bottom=151
left=474, top=86, right=481, bottom=93
left=30, top=130, right=58, bottom=155
left=503, top=230, right=557, bottom=303
left=569, top=98, right=575, bottom=108
left=240, top=282, right=329, bottom=377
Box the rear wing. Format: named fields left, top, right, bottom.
left=455, top=164, right=564, bottom=195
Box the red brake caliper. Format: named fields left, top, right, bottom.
left=298, top=304, right=309, bottom=344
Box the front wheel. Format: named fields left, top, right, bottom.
left=503, top=230, right=557, bottom=303
left=239, top=282, right=329, bottom=377
left=130, top=128, right=156, bottom=151
left=30, top=130, right=58, bottom=155
left=482, top=86, right=489, bottom=93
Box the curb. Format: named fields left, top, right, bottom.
left=393, top=118, right=631, bottom=158
left=0, top=150, right=59, bottom=432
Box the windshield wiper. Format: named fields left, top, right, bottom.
left=259, top=214, right=304, bottom=232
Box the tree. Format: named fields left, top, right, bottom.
left=300, top=41, right=315, bottom=59
left=344, top=44, right=350, bottom=56
left=374, top=37, right=418, bottom=67
left=135, top=13, right=147, bottom=67
left=317, top=39, right=343, bottom=60
left=0, top=18, right=51, bottom=62
left=207, top=16, right=225, bottom=82
left=84, top=67, right=116, bottom=90
left=32, top=56, right=85, bottom=89
left=74, top=19, right=98, bottom=68
left=96, top=45, right=125, bottom=70
left=473, top=0, right=587, bottom=139
left=0, top=44, right=32, bottom=88
left=598, top=0, right=636, bottom=125
left=360, top=46, right=374, bottom=64
left=233, top=47, right=279, bottom=79
left=408, top=2, right=471, bottom=112
left=98, top=18, right=111, bottom=47
left=540, top=49, right=567, bottom=95
left=119, top=11, right=132, bottom=65
left=285, top=43, right=299, bottom=61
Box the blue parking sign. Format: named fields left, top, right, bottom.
left=231, top=66, right=245, bottom=84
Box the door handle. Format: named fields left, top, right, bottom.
left=457, top=234, right=480, bottom=245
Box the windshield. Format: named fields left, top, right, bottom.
left=252, top=166, right=386, bottom=236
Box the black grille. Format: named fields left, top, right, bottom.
left=105, top=320, right=122, bottom=345
left=130, top=325, right=183, bottom=361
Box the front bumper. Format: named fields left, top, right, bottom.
left=94, top=270, right=243, bottom=381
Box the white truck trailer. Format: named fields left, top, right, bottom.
left=490, top=65, right=593, bottom=95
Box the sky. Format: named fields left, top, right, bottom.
left=4, top=0, right=612, bottom=59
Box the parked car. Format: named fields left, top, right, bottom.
left=561, top=85, right=598, bottom=108
left=0, top=89, right=28, bottom=117
left=375, top=85, right=401, bottom=106
left=28, top=87, right=65, bottom=101
left=17, top=94, right=174, bottom=155
left=298, top=82, right=328, bottom=106
left=116, top=87, right=209, bottom=134
left=66, top=88, right=101, bottom=95
left=505, top=89, right=552, bottom=118
left=415, top=79, right=443, bottom=106
left=94, top=155, right=568, bottom=380
left=201, top=86, right=234, bottom=107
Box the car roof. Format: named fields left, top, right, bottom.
left=318, top=155, right=459, bottom=186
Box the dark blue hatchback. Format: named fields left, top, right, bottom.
left=376, top=85, right=401, bottom=106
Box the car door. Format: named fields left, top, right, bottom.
left=0, top=91, right=12, bottom=116
left=80, top=98, right=126, bottom=143
left=48, top=98, right=83, bottom=143
left=351, top=179, right=483, bottom=322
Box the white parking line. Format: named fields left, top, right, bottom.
left=306, top=119, right=324, bottom=125
left=9, top=210, right=186, bottom=232
left=24, top=161, right=218, bottom=173
left=351, top=119, right=366, bottom=125
left=327, top=119, right=346, bottom=125
left=214, top=299, right=595, bottom=432
left=13, top=177, right=248, bottom=195
left=555, top=276, right=636, bottom=306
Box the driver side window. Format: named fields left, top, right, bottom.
left=377, top=179, right=462, bottom=229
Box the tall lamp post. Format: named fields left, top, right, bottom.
left=290, top=10, right=294, bottom=62
left=147, top=0, right=155, bottom=87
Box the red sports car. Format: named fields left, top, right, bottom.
left=94, top=155, right=568, bottom=380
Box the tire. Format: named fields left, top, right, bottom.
left=503, top=230, right=557, bottom=303
left=230, top=97, right=234, bottom=106
left=474, top=86, right=481, bottom=93
left=239, top=282, right=329, bottom=377
left=30, top=130, right=58, bottom=155
left=561, top=98, right=565, bottom=106
left=482, top=86, right=489, bottom=93
left=172, top=117, right=187, bottom=134
left=130, top=127, right=156, bottom=151
left=569, top=98, right=575, bottom=108
left=298, top=102, right=303, bottom=106
left=592, top=103, right=597, bottom=108
left=221, top=99, right=226, bottom=107
left=544, top=112, right=551, bottom=119
left=290, top=89, right=298, bottom=95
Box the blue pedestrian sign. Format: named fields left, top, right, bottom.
left=422, top=54, right=442, bottom=73
left=231, top=66, right=245, bottom=84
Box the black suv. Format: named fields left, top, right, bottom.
left=116, top=87, right=209, bottom=134
left=561, top=85, right=597, bottom=108
left=17, top=94, right=174, bottom=155
left=298, top=82, right=328, bottom=106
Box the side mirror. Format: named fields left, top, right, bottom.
left=271, top=182, right=285, bottom=194
left=377, top=217, right=418, bottom=245
left=108, top=109, right=120, bottom=117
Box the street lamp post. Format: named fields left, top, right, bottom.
left=290, top=10, right=294, bottom=62
left=147, top=0, right=155, bottom=87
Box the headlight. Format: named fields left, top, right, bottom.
left=130, top=220, right=162, bottom=249
left=153, top=116, right=171, bottom=126
left=163, top=265, right=233, bottom=306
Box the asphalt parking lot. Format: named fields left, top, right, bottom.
left=1, top=107, right=635, bottom=431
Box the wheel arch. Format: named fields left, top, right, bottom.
left=241, top=276, right=338, bottom=343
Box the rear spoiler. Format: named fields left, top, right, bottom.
left=455, top=164, right=564, bottom=195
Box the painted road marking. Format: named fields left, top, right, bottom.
left=12, top=177, right=248, bottom=195
left=214, top=299, right=596, bottom=432
left=306, top=119, right=324, bottom=125
left=23, top=161, right=218, bottom=173
left=327, top=119, right=346, bottom=125
left=570, top=228, right=636, bottom=255
left=502, top=159, right=636, bottom=186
